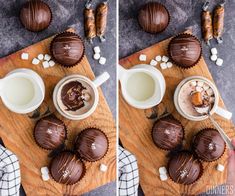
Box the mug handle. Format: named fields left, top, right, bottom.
left=214, top=106, right=232, bottom=120
left=93, top=72, right=110, bottom=88
left=118, top=65, right=127, bottom=80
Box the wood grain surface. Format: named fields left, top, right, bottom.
left=119, top=30, right=235, bottom=195
left=0, top=28, right=116, bottom=196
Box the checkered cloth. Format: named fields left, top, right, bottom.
left=119, top=146, right=139, bottom=196
left=0, top=144, right=21, bottom=196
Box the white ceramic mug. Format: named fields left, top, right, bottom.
left=174, top=76, right=232, bottom=121
left=0, top=68, right=45, bottom=114
left=119, top=64, right=166, bottom=109
left=53, top=72, right=110, bottom=120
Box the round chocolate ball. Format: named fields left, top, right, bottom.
left=192, top=128, right=225, bottom=162
left=20, top=0, right=52, bottom=32
left=152, top=116, right=184, bottom=150
left=34, top=115, right=66, bottom=150
left=167, top=152, right=203, bottom=185
left=74, top=128, right=108, bottom=162
left=138, top=2, right=170, bottom=34
left=50, top=32, right=85, bottom=68
left=168, top=34, right=202, bottom=69
left=50, top=151, right=85, bottom=185
left=61, top=81, right=86, bottom=111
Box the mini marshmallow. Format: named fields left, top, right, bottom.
left=197, top=81, right=204, bottom=87
left=93, top=53, right=101, bottom=60
left=49, top=60, right=55, bottom=67
left=211, top=48, right=218, bottom=55
left=94, top=46, right=101, bottom=54
left=37, top=54, right=44, bottom=61
left=99, top=57, right=106, bottom=65
left=21, top=53, right=29, bottom=60
left=210, top=55, right=217, bottom=62
left=190, top=81, right=197, bottom=87
left=82, top=93, right=91, bottom=101
left=162, top=55, right=169, bottom=62
left=159, top=167, right=167, bottom=175
left=32, top=58, right=40, bottom=65
left=41, top=167, right=49, bottom=175
left=150, top=59, right=158, bottom=66
left=216, top=58, right=223, bottom=66
left=100, top=164, right=108, bottom=172
left=139, top=54, right=147, bottom=61
left=42, top=61, right=50, bottom=68
left=166, top=62, right=173, bottom=68
left=206, top=88, right=214, bottom=96
left=216, top=164, right=224, bottom=172
left=42, top=173, right=50, bottom=181
left=160, top=62, right=167, bottom=70
left=44, top=54, right=51, bottom=61
left=155, top=55, right=162, bottom=62
left=160, top=174, right=168, bottom=181
left=203, top=84, right=210, bottom=91
left=196, top=86, right=203, bottom=92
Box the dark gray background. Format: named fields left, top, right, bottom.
left=119, top=0, right=235, bottom=195
left=0, top=0, right=116, bottom=195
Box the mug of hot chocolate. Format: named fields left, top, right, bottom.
left=174, top=76, right=232, bottom=121
left=53, top=72, right=110, bottom=120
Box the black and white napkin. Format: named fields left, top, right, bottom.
left=0, top=144, right=21, bottom=196
left=119, top=146, right=139, bottom=196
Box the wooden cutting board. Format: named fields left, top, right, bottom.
left=0, top=28, right=116, bottom=196
left=119, top=30, right=235, bottom=195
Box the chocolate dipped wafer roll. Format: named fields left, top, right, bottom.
left=213, top=3, right=225, bottom=43
left=201, top=2, right=213, bottom=45
left=84, top=2, right=96, bottom=43
left=96, top=1, right=108, bottom=42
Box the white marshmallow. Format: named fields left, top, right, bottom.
left=159, top=167, right=167, bottom=175
left=99, top=57, right=106, bottom=65
left=160, top=62, right=167, bottom=70
left=44, top=54, right=51, bottom=61
left=49, top=60, right=55, bottom=67
left=216, top=164, right=224, bottom=172
left=210, top=55, right=217, bottom=62
left=37, top=54, right=44, bottom=60
left=203, top=84, right=210, bottom=91
left=216, top=58, right=223, bottom=66
left=206, top=88, right=214, bottom=96
left=160, top=174, right=168, bottom=181
left=211, top=48, right=218, bottom=55
left=197, top=81, right=204, bottom=87
left=94, top=46, right=101, bottom=54
left=21, top=53, right=29, bottom=60
left=100, top=164, right=108, bottom=172
left=82, top=93, right=91, bottom=101
left=41, top=167, right=49, bottom=175
left=166, top=62, right=173, bottom=68
left=42, top=61, right=50, bottom=68
left=150, top=59, right=158, bottom=66
left=190, top=81, right=197, bottom=87
left=196, top=86, right=203, bottom=92
left=93, top=53, right=101, bottom=60
left=155, top=55, right=162, bottom=62
left=162, top=55, right=169, bottom=62
left=42, top=173, right=50, bottom=181
left=139, top=54, right=147, bottom=61
left=32, top=58, right=40, bottom=65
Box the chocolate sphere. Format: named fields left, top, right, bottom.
left=74, top=128, right=108, bottom=162
left=50, top=32, right=85, bottom=67
left=192, top=128, right=225, bottom=162
left=20, top=0, right=52, bottom=32
left=34, top=115, right=66, bottom=150
left=152, top=116, right=184, bottom=150
left=168, top=34, right=202, bottom=68
left=50, top=151, right=85, bottom=185
left=61, top=81, right=86, bottom=111
left=138, top=2, right=170, bottom=34
left=167, top=152, right=202, bottom=185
